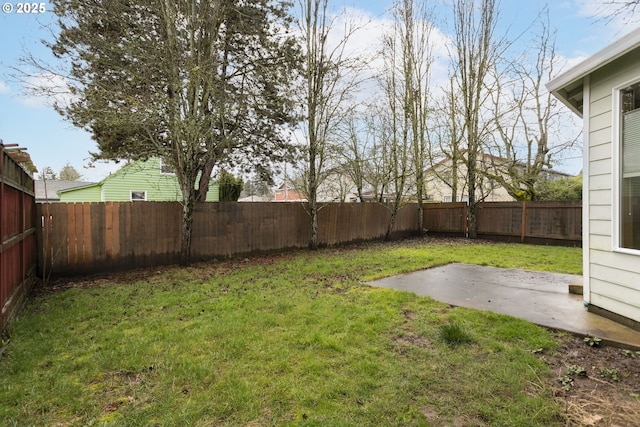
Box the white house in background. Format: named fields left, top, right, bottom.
left=547, top=27, right=640, bottom=330
left=274, top=173, right=357, bottom=203
left=425, top=152, right=515, bottom=203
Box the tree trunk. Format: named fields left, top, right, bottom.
left=467, top=202, right=477, bottom=239
left=195, top=158, right=216, bottom=202
left=309, top=199, right=318, bottom=249
left=385, top=208, right=397, bottom=241
left=308, top=161, right=319, bottom=249
left=416, top=169, right=424, bottom=233
left=177, top=166, right=198, bottom=265
left=467, top=151, right=478, bottom=239
left=417, top=196, right=424, bottom=234
left=180, top=194, right=195, bottom=265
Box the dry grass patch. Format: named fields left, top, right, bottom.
left=544, top=334, right=640, bottom=426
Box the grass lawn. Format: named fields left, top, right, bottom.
left=0, top=238, right=582, bottom=426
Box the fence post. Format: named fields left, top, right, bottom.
left=464, top=203, right=469, bottom=238
left=520, top=201, right=527, bottom=243
left=0, top=141, right=4, bottom=258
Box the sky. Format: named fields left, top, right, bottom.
left=0, top=0, right=638, bottom=182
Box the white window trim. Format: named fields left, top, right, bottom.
left=583, top=75, right=591, bottom=303
left=612, top=76, right=640, bottom=256
left=130, top=190, right=147, bottom=201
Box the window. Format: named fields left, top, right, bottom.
left=620, top=82, right=640, bottom=250
left=130, top=190, right=147, bottom=201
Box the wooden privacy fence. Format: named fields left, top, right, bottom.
left=422, top=201, right=582, bottom=246
left=37, top=200, right=581, bottom=277
left=38, top=202, right=419, bottom=277
left=1, top=143, right=37, bottom=332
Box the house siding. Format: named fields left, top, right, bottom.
left=101, top=159, right=183, bottom=201
left=425, top=156, right=516, bottom=203
left=59, top=158, right=219, bottom=202
left=59, top=185, right=102, bottom=202
left=587, top=49, right=640, bottom=323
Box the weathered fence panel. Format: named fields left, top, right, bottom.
left=422, top=202, right=468, bottom=235
left=424, top=201, right=582, bottom=246
left=39, top=202, right=184, bottom=276
left=1, top=143, right=37, bottom=332
left=38, top=200, right=581, bottom=277
left=476, top=201, right=582, bottom=245
left=39, top=202, right=420, bottom=277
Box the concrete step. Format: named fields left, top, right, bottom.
left=569, top=280, right=583, bottom=295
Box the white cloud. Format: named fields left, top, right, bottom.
left=325, top=6, right=453, bottom=106
left=577, top=0, right=621, bottom=20
left=82, top=160, right=121, bottom=182
left=0, top=81, right=10, bottom=94
left=19, top=73, right=77, bottom=109
left=576, top=0, right=639, bottom=40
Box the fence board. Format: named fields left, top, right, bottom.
left=1, top=142, right=37, bottom=332
left=40, top=201, right=422, bottom=276
left=423, top=201, right=582, bottom=245
left=38, top=200, right=581, bottom=277
left=423, top=203, right=467, bottom=234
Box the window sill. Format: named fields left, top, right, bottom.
left=613, top=247, right=640, bottom=256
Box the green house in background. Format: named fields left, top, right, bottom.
left=58, top=158, right=219, bottom=202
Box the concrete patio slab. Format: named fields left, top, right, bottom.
left=369, top=263, right=640, bottom=349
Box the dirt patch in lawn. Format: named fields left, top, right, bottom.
left=543, top=334, right=640, bottom=426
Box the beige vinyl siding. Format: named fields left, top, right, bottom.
left=587, top=48, right=640, bottom=322
left=589, top=173, right=610, bottom=190
left=590, top=94, right=611, bottom=116
left=590, top=234, right=611, bottom=251
left=589, top=204, right=610, bottom=220
left=589, top=133, right=612, bottom=158
left=589, top=220, right=610, bottom=235
left=591, top=292, right=640, bottom=321
left=590, top=189, right=611, bottom=205
left=589, top=148, right=611, bottom=167
left=425, top=155, right=516, bottom=203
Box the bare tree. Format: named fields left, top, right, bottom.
left=336, top=115, right=370, bottom=202
left=485, top=16, right=577, bottom=201
left=428, top=78, right=466, bottom=202
left=450, top=0, right=503, bottom=238
left=377, top=18, right=414, bottom=240
left=596, top=0, right=640, bottom=24
left=296, top=0, right=365, bottom=248
left=395, top=0, right=434, bottom=232
left=372, top=0, right=434, bottom=236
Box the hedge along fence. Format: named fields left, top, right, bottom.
left=1, top=143, right=37, bottom=333
left=37, top=201, right=420, bottom=277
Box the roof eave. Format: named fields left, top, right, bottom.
left=551, top=86, right=584, bottom=118
left=547, top=27, right=640, bottom=116
left=57, top=182, right=101, bottom=194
